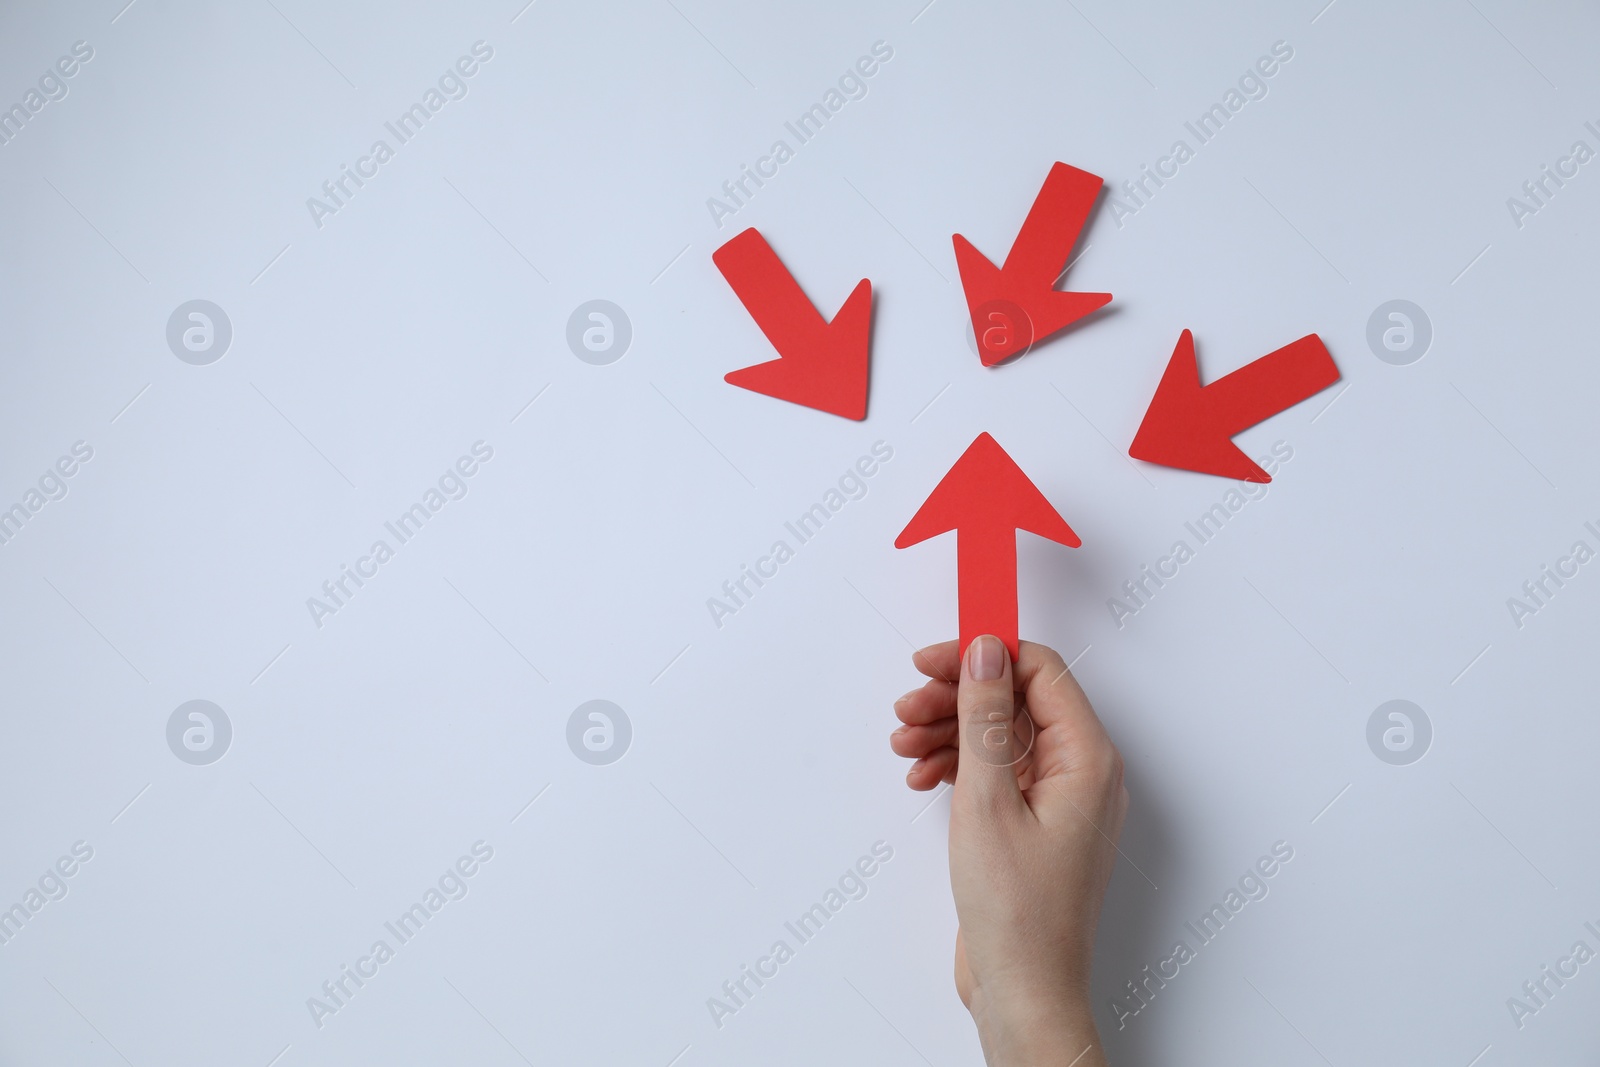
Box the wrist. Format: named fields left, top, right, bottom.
left=968, top=990, right=1104, bottom=1066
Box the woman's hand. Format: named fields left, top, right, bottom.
left=892, top=636, right=1128, bottom=1066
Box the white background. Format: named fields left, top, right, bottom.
left=1, top=1, right=1597, bottom=1064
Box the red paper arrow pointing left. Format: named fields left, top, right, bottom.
left=1129, top=330, right=1340, bottom=482
left=895, top=433, right=1080, bottom=659
left=713, top=227, right=872, bottom=421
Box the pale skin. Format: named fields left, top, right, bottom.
left=891, top=635, right=1128, bottom=1067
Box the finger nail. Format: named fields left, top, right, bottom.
left=966, top=635, right=1005, bottom=681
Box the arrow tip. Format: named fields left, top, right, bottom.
left=895, top=432, right=1081, bottom=548
left=953, top=235, right=1111, bottom=366
left=1129, top=329, right=1272, bottom=482
left=716, top=232, right=872, bottom=420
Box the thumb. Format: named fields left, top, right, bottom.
left=954, top=635, right=1024, bottom=809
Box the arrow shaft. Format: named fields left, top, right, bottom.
left=1207, top=335, right=1339, bottom=435
left=957, top=527, right=1019, bottom=659
left=713, top=229, right=827, bottom=355
left=1001, top=162, right=1101, bottom=284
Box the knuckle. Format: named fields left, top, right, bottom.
left=962, top=697, right=1019, bottom=767
left=1038, top=643, right=1069, bottom=674
left=1085, top=738, right=1125, bottom=792
left=963, top=696, right=1014, bottom=725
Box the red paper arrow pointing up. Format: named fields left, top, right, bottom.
left=713, top=228, right=872, bottom=420
left=1129, top=330, right=1340, bottom=482
left=953, top=162, right=1112, bottom=367
left=895, top=433, right=1080, bottom=659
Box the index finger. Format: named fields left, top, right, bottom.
left=911, top=640, right=959, bottom=683
left=1013, top=641, right=1097, bottom=724
left=1012, top=640, right=1113, bottom=779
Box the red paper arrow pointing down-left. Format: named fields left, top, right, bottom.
left=895, top=433, right=1080, bottom=659
left=1129, top=330, right=1340, bottom=482
left=713, top=227, right=872, bottom=421
left=954, top=162, right=1112, bottom=366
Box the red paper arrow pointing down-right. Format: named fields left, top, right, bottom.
left=953, top=162, right=1112, bottom=366
left=714, top=227, right=872, bottom=421
left=895, top=433, right=1080, bottom=659
left=1129, top=330, right=1340, bottom=482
